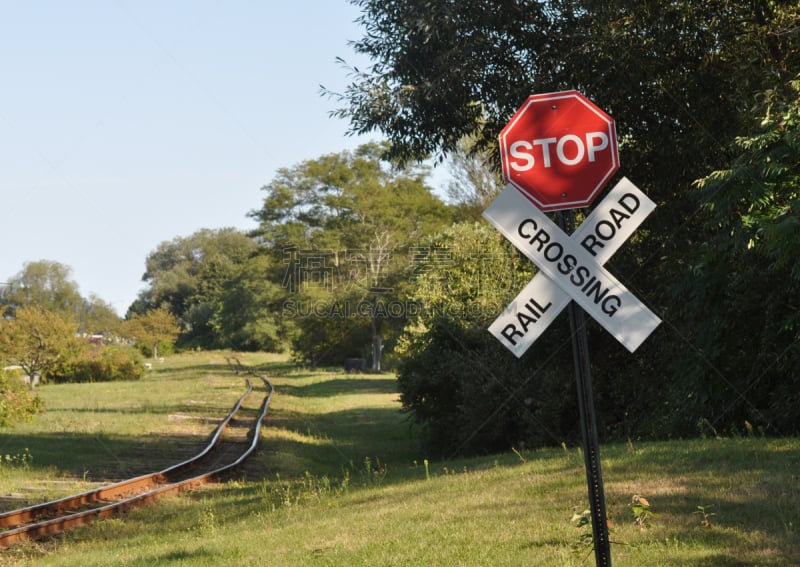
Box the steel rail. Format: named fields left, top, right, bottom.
left=0, top=373, right=273, bottom=548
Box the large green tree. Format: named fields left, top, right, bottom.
left=250, top=142, right=454, bottom=368
left=330, top=0, right=800, bottom=444
left=135, top=228, right=259, bottom=348
left=332, top=2, right=798, bottom=310
left=216, top=254, right=287, bottom=352
left=675, top=80, right=800, bottom=435
left=393, top=221, right=619, bottom=455
left=2, top=260, right=83, bottom=320
left=2, top=261, right=121, bottom=335
left=396, top=222, right=541, bottom=454
left=335, top=1, right=797, bottom=167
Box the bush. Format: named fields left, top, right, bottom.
left=397, top=319, right=579, bottom=456
left=0, top=369, right=44, bottom=427
left=56, top=344, right=146, bottom=383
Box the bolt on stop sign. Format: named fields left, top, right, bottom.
left=499, top=90, right=620, bottom=211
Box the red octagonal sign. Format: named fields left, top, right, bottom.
left=499, top=90, right=619, bottom=211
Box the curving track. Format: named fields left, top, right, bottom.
left=0, top=367, right=273, bottom=548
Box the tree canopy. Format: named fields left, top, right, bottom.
left=1, top=260, right=82, bottom=320
left=1, top=260, right=120, bottom=335
left=324, top=0, right=800, bottom=451
left=120, top=307, right=180, bottom=360
left=134, top=228, right=259, bottom=348
left=0, top=305, right=81, bottom=385
left=335, top=1, right=798, bottom=169
left=249, top=142, right=454, bottom=367
left=676, top=80, right=800, bottom=434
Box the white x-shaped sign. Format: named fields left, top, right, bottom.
left=483, top=178, right=661, bottom=356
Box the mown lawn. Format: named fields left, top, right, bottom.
left=0, top=351, right=797, bottom=566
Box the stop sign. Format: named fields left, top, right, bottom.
left=499, top=90, right=619, bottom=211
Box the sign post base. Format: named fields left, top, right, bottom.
left=562, top=210, right=612, bottom=567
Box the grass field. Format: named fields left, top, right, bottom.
left=0, top=351, right=797, bottom=566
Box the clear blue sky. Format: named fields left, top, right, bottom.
left=1, top=1, right=434, bottom=315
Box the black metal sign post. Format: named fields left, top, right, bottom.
left=561, top=210, right=612, bottom=566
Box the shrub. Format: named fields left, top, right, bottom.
left=0, top=369, right=44, bottom=427
left=396, top=319, right=579, bottom=456
left=56, top=344, right=146, bottom=383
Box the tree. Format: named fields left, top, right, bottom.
left=334, top=1, right=798, bottom=167
left=445, top=138, right=504, bottom=220
left=217, top=254, right=287, bottom=352
left=0, top=305, right=81, bottom=387
left=121, top=307, right=180, bottom=360
left=135, top=228, right=259, bottom=348
left=249, top=142, right=450, bottom=248
left=2, top=260, right=82, bottom=320
left=331, top=1, right=800, bottom=313
left=250, top=142, right=454, bottom=369
left=394, top=222, right=589, bottom=455
left=81, top=294, right=121, bottom=336
left=1, top=261, right=121, bottom=335
left=675, top=78, right=800, bottom=435
left=327, top=0, right=800, bottom=447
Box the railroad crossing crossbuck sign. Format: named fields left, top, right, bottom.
left=485, top=177, right=660, bottom=356
left=483, top=179, right=661, bottom=355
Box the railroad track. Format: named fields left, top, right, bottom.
left=0, top=367, right=273, bottom=548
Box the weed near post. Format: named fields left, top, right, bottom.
left=694, top=504, right=716, bottom=528
left=630, top=494, right=659, bottom=528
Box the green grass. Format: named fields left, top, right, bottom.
left=0, top=351, right=798, bottom=566
left=0, top=351, right=255, bottom=502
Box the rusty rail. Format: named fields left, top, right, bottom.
left=0, top=372, right=273, bottom=547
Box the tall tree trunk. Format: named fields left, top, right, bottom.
left=370, top=304, right=382, bottom=372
